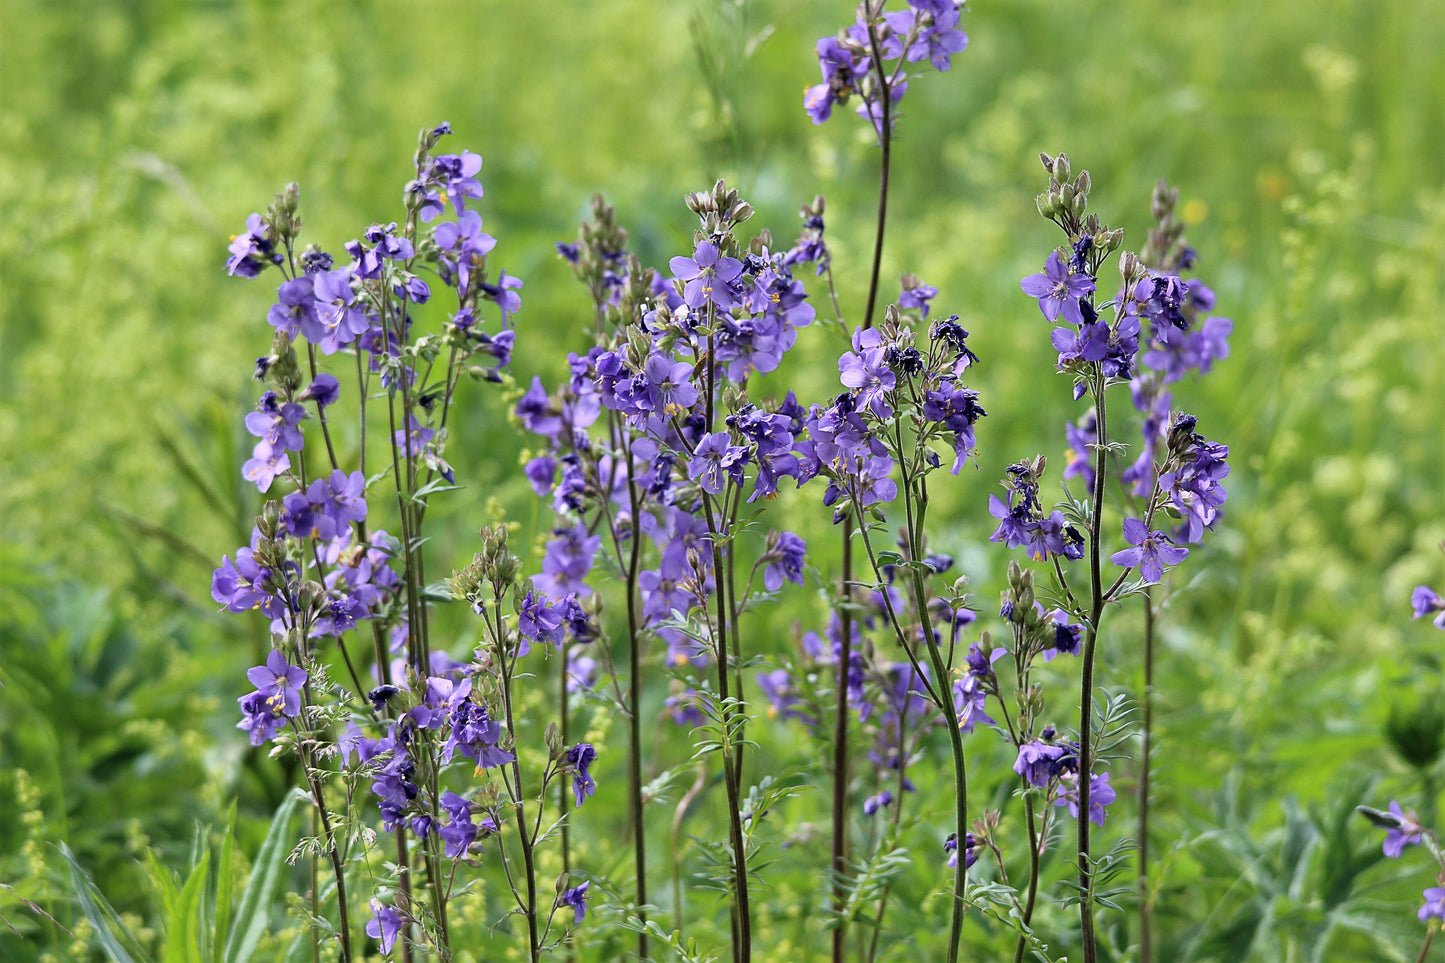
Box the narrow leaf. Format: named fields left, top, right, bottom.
left=224, top=791, right=302, bottom=963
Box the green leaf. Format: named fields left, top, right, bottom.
left=143, top=850, right=180, bottom=939
left=224, top=790, right=302, bottom=963
left=165, top=849, right=210, bottom=963
left=213, top=803, right=237, bottom=963
left=59, top=843, right=154, bottom=963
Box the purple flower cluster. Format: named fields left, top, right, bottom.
left=987, top=461, right=1083, bottom=563
left=804, top=1, right=968, bottom=132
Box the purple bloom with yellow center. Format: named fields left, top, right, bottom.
left=246, top=649, right=306, bottom=717
left=241, top=439, right=289, bottom=493
left=226, top=213, right=279, bottom=278
left=1021, top=251, right=1095, bottom=325
left=670, top=240, right=743, bottom=310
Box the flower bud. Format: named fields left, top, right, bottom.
left=1119, top=251, right=1145, bottom=283
left=1074, top=170, right=1091, bottom=199
left=1053, top=153, right=1071, bottom=183
left=1035, top=192, right=1057, bottom=219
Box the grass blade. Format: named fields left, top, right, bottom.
left=223, top=790, right=302, bottom=963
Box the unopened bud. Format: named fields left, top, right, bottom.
left=1119, top=251, right=1145, bottom=283
left=1053, top=153, right=1071, bottom=184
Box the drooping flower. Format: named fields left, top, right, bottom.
left=1054, top=770, right=1117, bottom=826
left=366, top=899, right=403, bottom=955
left=558, top=880, right=590, bottom=924
left=761, top=532, right=807, bottom=591
left=566, top=744, right=597, bottom=807
left=438, top=791, right=478, bottom=858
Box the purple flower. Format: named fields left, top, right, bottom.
left=481, top=270, right=523, bottom=323
left=558, top=880, right=590, bottom=924
left=1412, top=586, right=1445, bottom=630
left=1054, top=770, right=1117, bottom=826
left=804, top=37, right=867, bottom=124
left=517, top=589, right=565, bottom=654
left=1110, top=517, right=1189, bottom=583
left=524, top=455, right=557, bottom=497
left=644, top=354, right=699, bottom=416
left=300, top=373, right=340, bottom=408
left=566, top=743, right=597, bottom=807
left=921, top=385, right=985, bottom=474
left=266, top=277, right=318, bottom=339
left=863, top=790, right=894, bottom=816
left=441, top=699, right=513, bottom=769
left=898, top=276, right=938, bottom=314
left=245, top=392, right=307, bottom=453
left=393, top=413, right=435, bottom=457
left=434, top=210, right=497, bottom=290
left=670, top=240, right=743, bottom=310
left=1420, top=887, right=1445, bottom=923
left=533, top=525, right=601, bottom=598
left=428, top=151, right=484, bottom=215
left=366, top=899, right=403, bottom=955
left=839, top=327, right=895, bottom=419
left=226, top=213, right=278, bottom=278
left=313, top=268, right=371, bottom=353
left=212, top=547, right=282, bottom=617
left=246, top=650, right=307, bottom=717
left=438, top=792, right=478, bottom=858
left=906, top=10, right=968, bottom=71
left=1041, top=609, right=1083, bottom=662
left=762, top=532, right=807, bottom=591
left=237, top=650, right=307, bottom=746
left=944, top=832, right=979, bottom=870
left=953, top=673, right=994, bottom=734
left=1014, top=740, right=1068, bottom=788
left=688, top=432, right=734, bottom=495
left=1020, top=251, right=1095, bottom=325
left=1383, top=801, right=1425, bottom=858
left=758, top=668, right=814, bottom=727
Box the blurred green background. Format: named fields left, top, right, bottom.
left=2, top=0, right=1443, bottom=960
